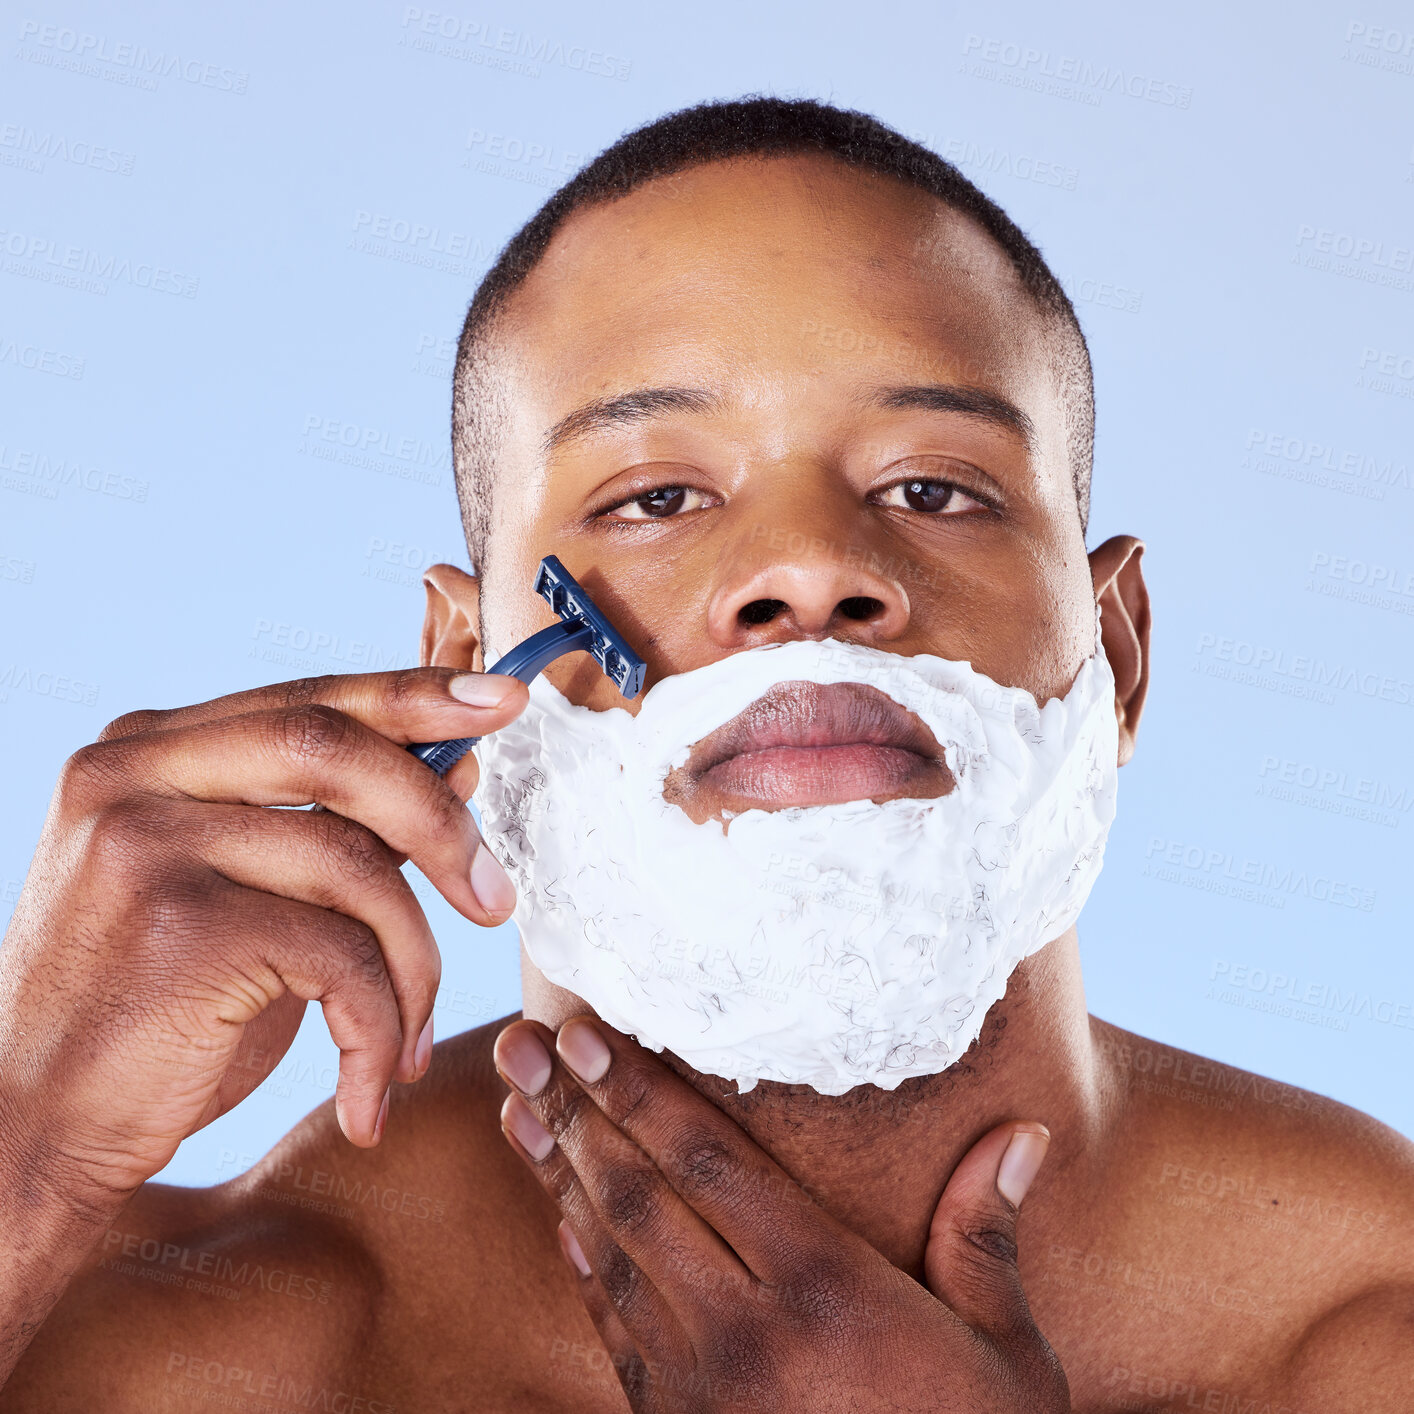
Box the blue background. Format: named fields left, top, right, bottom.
left=2, top=1, right=1410, bottom=1187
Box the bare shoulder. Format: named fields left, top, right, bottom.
left=5, top=1143, right=386, bottom=1409
left=1279, top=1282, right=1414, bottom=1411
left=6, top=1017, right=598, bottom=1412
left=218, top=1014, right=599, bottom=1405
left=1091, top=1017, right=1414, bottom=1272
left=1076, top=1018, right=1414, bottom=1407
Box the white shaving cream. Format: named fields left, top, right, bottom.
left=473, top=610, right=1119, bottom=1094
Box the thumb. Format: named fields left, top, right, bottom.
left=924, top=1121, right=1050, bottom=1341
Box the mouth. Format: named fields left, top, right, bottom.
left=663, top=679, right=955, bottom=823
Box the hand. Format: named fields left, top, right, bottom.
left=0, top=667, right=527, bottom=1209
left=494, top=1017, right=1070, bottom=1414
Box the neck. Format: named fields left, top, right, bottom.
left=520, top=930, right=1106, bottom=1279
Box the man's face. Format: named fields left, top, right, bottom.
left=471, top=153, right=1102, bottom=821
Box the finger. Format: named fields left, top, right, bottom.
left=558, top=1221, right=664, bottom=1414
left=924, top=1121, right=1050, bottom=1343
left=547, top=1015, right=839, bottom=1282
left=96, top=667, right=528, bottom=815
left=500, top=1090, right=693, bottom=1369
left=496, top=1023, right=752, bottom=1301
left=213, top=992, right=307, bottom=1115
left=196, top=879, right=405, bottom=1147
left=86, top=703, right=516, bottom=927
left=196, top=803, right=441, bottom=1084
left=95, top=665, right=527, bottom=768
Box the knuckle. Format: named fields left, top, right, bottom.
left=381, top=668, right=438, bottom=715
left=961, top=1221, right=1019, bottom=1268
left=595, top=1243, right=641, bottom=1310
left=606, top=1064, right=653, bottom=1125
left=712, top=1310, right=773, bottom=1391
left=57, top=742, right=124, bottom=813
left=669, top=1130, right=734, bottom=1200
left=143, top=874, right=220, bottom=941
left=274, top=702, right=358, bottom=766
left=536, top=1152, right=578, bottom=1207
left=318, top=813, right=395, bottom=889
left=939, top=1222, right=1028, bottom=1327
left=615, top=1352, right=655, bottom=1408
left=411, top=961, right=442, bottom=1015
left=122, top=867, right=224, bottom=961
left=597, top=1164, right=658, bottom=1235
left=538, top=1082, right=590, bottom=1139
left=417, top=777, right=472, bottom=853
left=272, top=675, right=340, bottom=708
left=84, top=799, right=152, bottom=874
left=324, top=913, right=388, bottom=991
left=96, top=707, right=165, bottom=742
left=781, top=1254, right=858, bottom=1331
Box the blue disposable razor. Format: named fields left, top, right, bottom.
left=407, top=554, right=646, bottom=776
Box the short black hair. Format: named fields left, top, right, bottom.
left=452, top=95, right=1094, bottom=573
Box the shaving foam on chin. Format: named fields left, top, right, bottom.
left=473, top=611, right=1119, bottom=1095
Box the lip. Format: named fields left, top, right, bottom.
left=669, top=680, right=954, bottom=817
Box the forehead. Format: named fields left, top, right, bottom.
left=493, top=152, right=1064, bottom=464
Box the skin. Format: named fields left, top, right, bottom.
left=2, top=153, right=1412, bottom=1411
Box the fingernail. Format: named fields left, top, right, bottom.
left=373, top=1087, right=391, bottom=1144
left=502, top=1094, right=555, bottom=1162
left=558, top=1220, right=592, bottom=1277
left=414, top=1016, right=434, bottom=1076
left=471, top=843, right=516, bottom=916
left=557, top=1018, right=611, bottom=1085
left=997, top=1127, right=1049, bottom=1209
left=497, top=1026, right=552, bottom=1097
left=448, top=672, right=516, bottom=707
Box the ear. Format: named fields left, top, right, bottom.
left=1086, top=535, right=1150, bottom=767
left=421, top=563, right=485, bottom=672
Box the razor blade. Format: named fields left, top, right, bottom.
left=407, top=554, right=646, bottom=777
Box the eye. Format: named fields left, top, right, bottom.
left=600, top=485, right=715, bottom=521
left=871, top=478, right=989, bottom=515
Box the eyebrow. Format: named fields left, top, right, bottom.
left=543, top=386, right=719, bottom=457
left=865, top=384, right=1036, bottom=448
left=540, top=380, right=1035, bottom=457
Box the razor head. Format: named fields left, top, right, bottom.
left=534, top=555, right=647, bottom=700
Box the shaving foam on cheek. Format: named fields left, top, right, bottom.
left=473, top=609, right=1119, bottom=1095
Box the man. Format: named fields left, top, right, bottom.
left=1, top=98, right=1410, bottom=1412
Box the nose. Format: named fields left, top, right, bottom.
left=706, top=501, right=912, bottom=648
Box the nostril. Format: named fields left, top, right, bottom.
left=739, top=598, right=788, bottom=626
left=839, top=596, right=883, bottom=622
